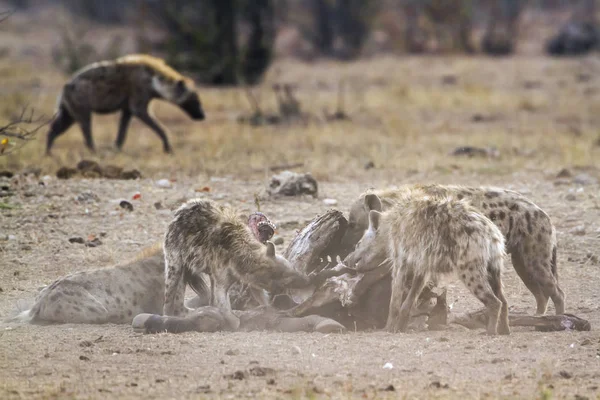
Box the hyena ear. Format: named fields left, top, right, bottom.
left=266, top=241, right=276, bottom=258
left=368, top=210, right=382, bottom=231
left=364, top=194, right=382, bottom=212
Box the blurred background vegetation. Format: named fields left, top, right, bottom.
left=4, top=0, right=598, bottom=85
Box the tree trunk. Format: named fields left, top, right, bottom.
left=212, top=0, right=238, bottom=85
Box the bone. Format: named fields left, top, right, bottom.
left=133, top=307, right=345, bottom=334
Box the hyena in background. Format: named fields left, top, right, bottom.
left=346, top=192, right=510, bottom=335
left=8, top=212, right=274, bottom=325
left=163, top=199, right=314, bottom=317
left=46, top=54, right=205, bottom=155
left=341, top=184, right=565, bottom=315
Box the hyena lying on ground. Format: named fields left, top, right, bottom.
left=46, top=54, right=205, bottom=155
left=8, top=212, right=275, bottom=324
left=341, top=184, right=565, bottom=315
left=163, top=199, right=319, bottom=317
left=345, top=192, right=510, bottom=335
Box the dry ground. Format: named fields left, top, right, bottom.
left=2, top=7, right=600, bottom=399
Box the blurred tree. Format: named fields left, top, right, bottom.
left=290, top=0, right=379, bottom=59
left=481, top=0, right=525, bottom=55
left=142, top=0, right=275, bottom=86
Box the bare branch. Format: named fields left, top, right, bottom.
left=0, top=106, right=52, bottom=155
left=0, top=10, right=14, bottom=24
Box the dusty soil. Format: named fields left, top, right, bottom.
left=1, top=171, right=600, bottom=400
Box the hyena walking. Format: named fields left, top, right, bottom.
left=341, top=184, right=565, bottom=315
left=46, top=54, right=205, bottom=154
left=345, top=192, right=510, bottom=335
left=163, top=199, right=315, bottom=316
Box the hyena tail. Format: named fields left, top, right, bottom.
left=46, top=91, right=76, bottom=154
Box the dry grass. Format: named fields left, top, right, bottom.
left=1, top=7, right=600, bottom=183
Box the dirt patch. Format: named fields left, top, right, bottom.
left=1, top=173, right=599, bottom=399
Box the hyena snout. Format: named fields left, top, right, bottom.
left=180, top=94, right=205, bottom=120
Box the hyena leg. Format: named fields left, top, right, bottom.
left=385, top=268, right=409, bottom=332
left=209, top=273, right=233, bottom=311
left=458, top=261, right=502, bottom=335
left=163, top=258, right=188, bottom=317
left=396, top=272, right=428, bottom=333
left=249, top=287, right=270, bottom=307
left=45, top=106, right=75, bottom=155
left=487, top=258, right=510, bottom=335
left=134, top=110, right=172, bottom=154
left=115, top=108, right=132, bottom=150
left=511, top=251, right=549, bottom=315
left=77, top=112, right=95, bottom=152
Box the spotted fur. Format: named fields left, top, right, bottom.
left=163, top=199, right=312, bottom=316
left=342, top=184, right=565, bottom=315
left=46, top=54, right=205, bottom=154
left=347, top=191, right=510, bottom=335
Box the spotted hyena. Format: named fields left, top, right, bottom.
left=345, top=191, right=510, bottom=335
left=163, top=199, right=315, bottom=317
left=8, top=212, right=274, bottom=325
left=46, top=54, right=205, bottom=155
left=341, top=184, right=565, bottom=315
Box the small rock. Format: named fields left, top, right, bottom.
left=267, top=171, right=318, bottom=197
left=272, top=235, right=284, bottom=245
left=430, top=381, right=449, bottom=389
left=8, top=234, right=16, bottom=240
left=364, top=161, right=375, bottom=170
left=266, top=379, right=275, bottom=385
left=69, top=237, right=85, bottom=244
left=0, top=171, right=14, bottom=178
left=565, top=193, right=577, bottom=201
left=323, top=198, right=338, bottom=206
left=79, top=355, right=90, bottom=361
left=559, top=370, right=572, bottom=379
left=556, top=168, right=572, bottom=178
left=450, top=146, right=500, bottom=158
left=227, top=370, right=246, bottom=380
left=155, top=378, right=165, bottom=383
left=77, top=160, right=102, bottom=173
left=441, top=75, right=457, bottom=85
left=56, top=167, right=78, bottom=180
left=76, top=191, right=100, bottom=203
left=154, top=201, right=163, bottom=210
left=383, top=362, right=393, bottom=370
left=573, top=173, right=597, bottom=186
left=102, top=165, right=123, bottom=179
left=196, top=384, right=211, bottom=393
left=79, top=340, right=94, bottom=347
left=291, top=346, right=302, bottom=355
left=382, top=384, right=395, bottom=391
left=155, top=179, right=172, bottom=188
left=119, top=200, right=134, bottom=212
left=225, top=349, right=239, bottom=356
left=85, top=238, right=103, bottom=248
left=569, top=225, right=586, bottom=236
left=120, top=170, right=142, bottom=180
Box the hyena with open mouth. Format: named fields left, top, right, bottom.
left=163, top=199, right=317, bottom=317
left=46, top=54, right=205, bottom=154
left=345, top=191, right=510, bottom=335
left=342, top=184, right=564, bottom=315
